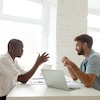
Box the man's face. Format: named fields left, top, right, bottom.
left=75, top=41, right=84, bottom=55
left=14, top=44, right=24, bottom=58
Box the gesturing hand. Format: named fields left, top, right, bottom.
left=35, top=52, right=49, bottom=66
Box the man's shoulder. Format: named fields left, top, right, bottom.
left=89, top=51, right=100, bottom=61
left=0, top=53, right=10, bottom=61
left=89, top=50, right=100, bottom=56
left=92, top=51, right=100, bottom=57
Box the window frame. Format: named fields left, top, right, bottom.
left=88, top=10, right=100, bottom=53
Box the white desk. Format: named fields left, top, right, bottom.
left=7, top=84, right=100, bottom=100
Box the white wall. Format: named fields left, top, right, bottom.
left=56, top=0, right=87, bottom=70
left=47, top=0, right=88, bottom=75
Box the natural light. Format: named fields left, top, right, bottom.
left=88, top=14, right=100, bottom=53
left=3, top=0, right=43, bottom=19
left=88, top=14, right=100, bottom=28
left=0, top=0, right=43, bottom=71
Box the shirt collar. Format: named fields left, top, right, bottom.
left=6, top=52, right=15, bottom=63
left=88, top=50, right=95, bottom=57
left=85, top=50, right=95, bottom=61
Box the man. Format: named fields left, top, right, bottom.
left=0, top=39, right=49, bottom=100
left=62, top=34, right=100, bottom=91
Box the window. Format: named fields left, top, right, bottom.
left=88, top=14, right=100, bottom=28
left=3, top=0, right=43, bottom=20
left=88, top=14, right=100, bottom=53
left=0, top=0, right=43, bottom=71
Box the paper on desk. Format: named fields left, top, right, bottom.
left=27, top=78, right=45, bottom=85
left=65, top=76, right=84, bottom=88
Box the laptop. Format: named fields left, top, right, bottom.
left=41, top=69, right=81, bottom=91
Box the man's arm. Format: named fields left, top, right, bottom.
left=62, top=56, right=78, bottom=80
left=67, top=66, right=78, bottom=80
left=62, top=57, right=96, bottom=87
left=69, top=61, right=96, bottom=87
left=17, top=52, right=49, bottom=83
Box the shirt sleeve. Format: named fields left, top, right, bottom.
left=14, top=59, right=26, bottom=75
left=86, top=54, right=100, bottom=76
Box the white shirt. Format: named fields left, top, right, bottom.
left=0, top=53, right=25, bottom=96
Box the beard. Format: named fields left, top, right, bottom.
left=77, top=48, right=84, bottom=55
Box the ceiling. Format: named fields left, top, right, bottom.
left=88, top=0, right=100, bottom=11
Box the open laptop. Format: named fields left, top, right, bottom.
left=41, top=69, right=81, bottom=91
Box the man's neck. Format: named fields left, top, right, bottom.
left=84, top=49, right=91, bottom=58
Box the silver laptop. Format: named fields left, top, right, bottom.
left=41, top=69, right=81, bottom=91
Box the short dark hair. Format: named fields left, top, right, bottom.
left=74, top=34, right=93, bottom=48
left=8, top=39, right=23, bottom=50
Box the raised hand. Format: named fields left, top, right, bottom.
left=62, top=56, right=70, bottom=66
left=35, top=52, right=49, bottom=66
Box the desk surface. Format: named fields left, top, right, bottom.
left=7, top=84, right=100, bottom=100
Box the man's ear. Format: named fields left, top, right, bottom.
left=83, top=42, right=88, bottom=48
left=10, top=45, right=15, bottom=51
